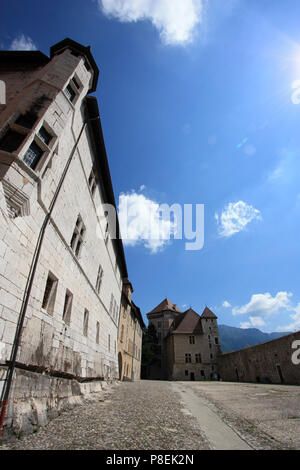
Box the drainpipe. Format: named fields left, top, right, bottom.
left=0, top=107, right=97, bottom=440
left=131, top=314, right=137, bottom=381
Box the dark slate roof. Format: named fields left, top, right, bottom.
left=147, top=298, right=182, bottom=315
left=201, top=306, right=218, bottom=319
left=172, top=308, right=203, bottom=334
left=131, top=301, right=146, bottom=329
left=0, top=51, right=49, bottom=71
left=85, top=96, right=128, bottom=279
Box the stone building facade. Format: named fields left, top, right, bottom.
left=217, top=330, right=300, bottom=385
left=147, top=299, right=221, bottom=380
left=0, top=38, right=129, bottom=435
left=117, top=279, right=145, bottom=381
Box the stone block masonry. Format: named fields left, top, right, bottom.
left=217, top=330, right=300, bottom=385
left=0, top=39, right=129, bottom=436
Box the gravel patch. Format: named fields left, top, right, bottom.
left=1, top=381, right=209, bottom=450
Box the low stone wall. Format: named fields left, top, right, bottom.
left=217, top=331, right=300, bottom=385
left=1, top=366, right=118, bottom=439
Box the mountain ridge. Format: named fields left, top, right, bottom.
left=218, top=324, right=291, bottom=352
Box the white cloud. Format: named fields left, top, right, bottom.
left=139, top=184, right=146, bottom=192
left=277, top=303, right=300, bottom=332
left=99, top=0, right=203, bottom=45
left=232, top=291, right=293, bottom=317
left=9, top=34, right=37, bottom=51
left=240, top=316, right=266, bottom=329
left=118, top=190, right=176, bottom=253
left=215, top=201, right=261, bottom=238
left=222, top=300, right=231, bottom=308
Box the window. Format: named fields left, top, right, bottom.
left=104, top=211, right=109, bottom=244
left=64, top=76, right=81, bottom=103
left=189, top=336, right=195, bottom=344
left=185, top=370, right=189, bottom=376
left=209, top=343, right=212, bottom=349
left=195, top=353, right=202, bottom=363
left=70, top=215, right=85, bottom=258
left=62, top=290, right=73, bottom=325
left=0, top=128, right=26, bottom=153
left=215, top=337, right=219, bottom=345
left=38, top=126, right=52, bottom=145
left=208, top=335, right=211, bottom=340
left=157, top=321, right=162, bottom=329
left=108, top=334, right=111, bottom=352
left=95, top=264, right=103, bottom=293
left=83, top=309, right=89, bottom=337
left=96, top=322, right=100, bottom=344
left=88, top=169, right=97, bottom=197
left=42, top=272, right=58, bottom=315
left=15, top=111, right=37, bottom=129
left=201, top=370, right=205, bottom=377
left=65, top=84, right=76, bottom=102
left=109, top=293, right=114, bottom=316
left=210, top=353, right=213, bottom=359
left=185, top=353, right=191, bottom=363
left=23, top=141, right=43, bottom=169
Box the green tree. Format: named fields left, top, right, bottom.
left=141, top=324, right=160, bottom=379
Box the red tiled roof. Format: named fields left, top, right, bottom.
left=201, top=306, right=217, bottom=319
left=172, top=308, right=203, bottom=334
left=148, top=298, right=182, bottom=315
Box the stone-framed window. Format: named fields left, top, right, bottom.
left=70, top=215, right=86, bottom=258
left=185, top=353, right=192, bottom=363
left=104, top=211, right=109, bottom=244
left=83, top=309, right=89, bottom=337
left=109, top=293, right=114, bottom=316
left=38, top=125, right=52, bottom=145
left=189, top=336, right=195, bottom=344
left=88, top=168, right=97, bottom=197
left=120, top=325, right=124, bottom=343
left=42, top=272, right=58, bottom=315
left=185, top=370, right=189, bottom=376
left=23, top=140, right=44, bottom=169
left=62, top=289, right=73, bottom=325
left=96, top=322, right=100, bottom=344
left=195, top=353, right=202, bottom=363
left=95, top=264, right=103, bottom=293
left=215, top=337, right=219, bottom=345
left=64, top=75, right=82, bottom=104
left=209, top=342, right=212, bottom=349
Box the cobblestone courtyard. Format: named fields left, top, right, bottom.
left=1, top=380, right=300, bottom=450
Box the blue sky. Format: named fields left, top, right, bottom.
left=2, top=0, right=300, bottom=333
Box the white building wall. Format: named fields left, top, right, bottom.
left=0, top=45, right=123, bottom=389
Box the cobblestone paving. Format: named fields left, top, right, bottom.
left=2, top=381, right=210, bottom=450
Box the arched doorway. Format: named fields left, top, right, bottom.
left=118, top=352, right=123, bottom=380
